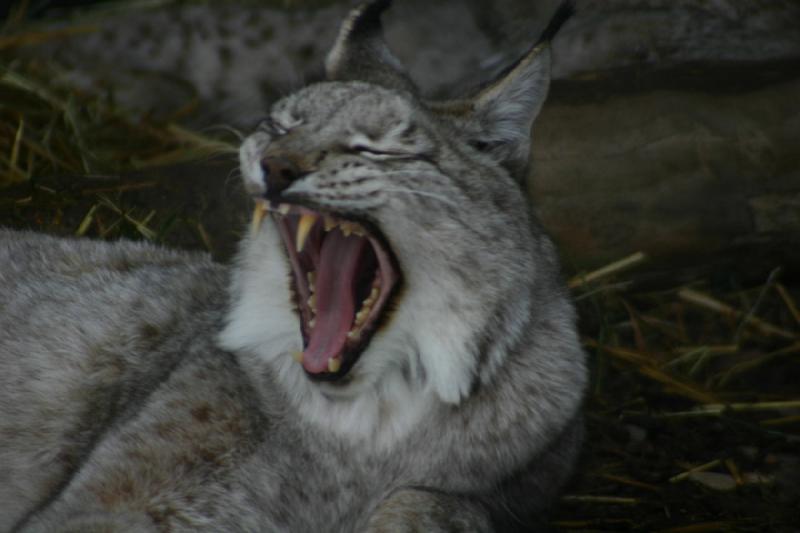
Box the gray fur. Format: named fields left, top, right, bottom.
left=1, top=2, right=586, bottom=531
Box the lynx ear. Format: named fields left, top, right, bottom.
left=325, top=0, right=416, bottom=93
left=465, top=2, right=574, bottom=180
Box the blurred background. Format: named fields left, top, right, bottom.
left=2, top=1, right=799, bottom=530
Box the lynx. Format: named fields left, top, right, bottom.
left=0, top=1, right=586, bottom=531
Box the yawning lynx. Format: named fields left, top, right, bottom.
left=0, top=1, right=586, bottom=531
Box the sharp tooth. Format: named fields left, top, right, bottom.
left=355, top=308, right=368, bottom=326
left=296, top=214, right=317, bottom=252
left=250, top=201, right=268, bottom=235
left=364, top=287, right=379, bottom=306
left=340, top=222, right=352, bottom=237
left=307, top=271, right=316, bottom=290
left=307, top=293, right=316, bottom=310
left=347, top=330, right=360, bottom=341
left=324, top=217, right=337, bottom=232
left=292, top=351, right=304, bottom=363
left=277, top=203, right=291, bottom=215
left=328, top=357, right=342, bottom=373
left=309, top=318, right=316, bottom=328
left=352, top=224, right=365, bottom=237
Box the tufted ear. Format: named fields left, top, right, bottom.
left=456, top=2, right=574, bottom=181
left=325, top=0, right=417, bottom=94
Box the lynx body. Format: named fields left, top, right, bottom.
left=0, top=2, right=586, bottom=531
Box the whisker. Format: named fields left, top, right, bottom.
left=203, top=124, right=246, bottom=142
left=380, top=169, right=445, bottom=179
left=224, top=167, right=243, bottom=188
left=380, top=187, right=458, bottom=207
left=379, top=171, right=449, bottom=188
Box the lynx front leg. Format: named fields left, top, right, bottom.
left=366, top=488, right=492, bottom=533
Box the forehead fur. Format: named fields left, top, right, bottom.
left=273, top=81, right=416, bottom=132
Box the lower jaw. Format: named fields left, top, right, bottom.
left=303, top=353, right=359, bottom=383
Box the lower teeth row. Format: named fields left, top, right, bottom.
left=294, top=275, right=382, bottom=372
left=304, top=273, right=381, bottom=339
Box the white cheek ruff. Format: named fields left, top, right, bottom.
left=389, top=272, right=479, bottom=405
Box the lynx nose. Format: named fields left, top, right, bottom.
left=260, top=156, right=301, bottom=200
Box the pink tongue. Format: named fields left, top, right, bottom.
left=302, top=231, right=367, bottom=374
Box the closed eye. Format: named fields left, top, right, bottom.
left=256, top=118, right=288, bottom=136
left=350, top=144, right=415, bottom=160
left=257, top=116, right=303, bottom=136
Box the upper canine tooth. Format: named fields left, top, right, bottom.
left=340, top=222, right=353, bottom=237
left=277, top=204, right=291, bottom=215
left=324, top=217, right=337, bottom=232
left=250, top=202, right=268, bottom=235
left=296, top=214, right=317, bottom=252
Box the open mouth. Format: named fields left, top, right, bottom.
left=252, top=200, right=401, bottom=381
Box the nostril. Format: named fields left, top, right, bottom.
left=260, top=156, right=300, bottom=199
left=259, top=158, right=272, bottom=180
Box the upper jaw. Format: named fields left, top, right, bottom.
left=251, top=199, right=401, bottom=383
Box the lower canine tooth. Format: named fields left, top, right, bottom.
left=292, top=351, right=304, bottom=363
left=328, top=357, right=342, bottom=373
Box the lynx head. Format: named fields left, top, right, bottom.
left=221, top=1, right=572, bottom=424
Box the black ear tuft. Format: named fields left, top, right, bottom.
left=432, top=3, right=574, bottom=183
left=347, top=0, right=392, bottom=38
left=536, top=1, right=575, bottom=45
left=325, top=0, right=416, bottom=93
